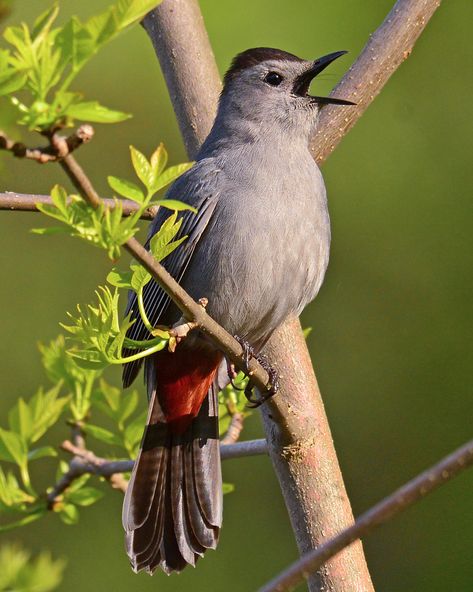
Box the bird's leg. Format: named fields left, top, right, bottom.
left=234, top=336, right=279, bottom=408
left=225, top=359, right=245, bottom=391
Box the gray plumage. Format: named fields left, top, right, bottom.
left=122, top=47, right=350, bottom=575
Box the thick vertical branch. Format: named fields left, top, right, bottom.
left=142, top=0, right=222, bottom=158
left=142, top=0, right=441, bottom=589
left=260, top=318, right=372, bottom=591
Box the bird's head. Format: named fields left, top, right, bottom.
left=219, top=47, right=354, bottom=140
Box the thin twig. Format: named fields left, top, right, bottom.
left=0, top=125, right=94, bottom=164
left=0, top=192, right=157, bottom=219
left=46, top=438, right=268, bottom=504
left=258, top=438, right=473, bottom=592
left=221, top=412, right=245, bottom=446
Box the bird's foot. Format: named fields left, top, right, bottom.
left=225, top=359, right=245, bottom=392
left=234, top=336, right=279, bottom=408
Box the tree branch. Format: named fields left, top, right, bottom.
left=0, top=192, right=157, bottom=219
left=221, top=412, right=244, bottom=446
left=142, top=0, right=221, bottom=157
left=143, top=0, right=442, bottom=590
left=0, top=125, right=94, bottom=163
left=310, top=0, right=442, bottom=163
left=258, top=438, right=473, bottom=592
left=46, top=438, right=268, bottom=505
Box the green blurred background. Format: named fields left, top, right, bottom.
left=1, top=0, right=473, bottom=590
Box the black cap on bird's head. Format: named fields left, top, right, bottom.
left=222, top=47, right=355, bottom=107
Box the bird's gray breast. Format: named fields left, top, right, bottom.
left=181, top=145, right=330, bottom=345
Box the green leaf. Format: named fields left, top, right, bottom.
left=152, top=162, right=194, bottom=193
left=115, top=0, right=164, bottom=29
left=0, top=71, right=28, bottom=96
left=66, top=486, right=104, bottom=507
left=0, top=467, right=31, bottom=509
left=107, top=176, right=144, bottom=203
left=68, top=349, right=109, bottom=370
left=27, top=446, right=58, bottom=462
left=106, top=267, right=133, bottom=289
left=59, top=503, right=79, bottom=525
left=66, top=473, right=90, bottom=494
left=151, top=199, right=197, bottom=213
left=150, top=143, right=168, bottom=179
left=83, top=424, right=122, bottom=446
left=222, top=482, right=235, bottom=495
left=49, top=184, right=69, bottom=218
left=39, top=335, right=91, bottom=392
left=0, top=511, right=46, bottom=533
left=0, top=429, right=27, bottom=466
left=8, top=399, right=33, bottom=443
left=123, top=409, right=147, bottom=455
left=130, top=145, right=153, bottom=189
left=32, top=4, right=60, bottom=40
left=148, top=211, right=188, bottom=262
left=65, top=101, right=131, bottom=123
left=95, top=379, right=120, bottom=413
left=28, top=385, right=69, bottom=443
left=130, top=263, right=151, bottom=294
left=0, top=545, right=66, bottom=592
left=117, top=390, right=139, bottom=427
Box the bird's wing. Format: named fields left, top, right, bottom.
left=122, top=166, right=220, bottom=387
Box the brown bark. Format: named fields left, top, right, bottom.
left=0, top=192, right=157, bottom=219
left=260, top=318, right=372, bottom=591
left=259, top=437, right=473, bottom=592
left=142, top=0, right=222, bottom=158
left=310, top=0, right=442, bottom=163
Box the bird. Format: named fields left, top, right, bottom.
left=121, top=47, right=353, bottom=575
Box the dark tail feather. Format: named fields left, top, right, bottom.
left=123, top=385, right=222, bottom=574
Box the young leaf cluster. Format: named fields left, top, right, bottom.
left=61, top=285, right=168, bottom=371
left=33, top=144, right=194, bottom=260
left=0, top=383, right=69, bottom=530
left=1, top=0, right=163, bottom=131
left=89, top=380, right=146, bottom=457
left=0, top=335, right=147, bottom=531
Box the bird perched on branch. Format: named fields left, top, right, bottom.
left=122, top=47, right=353, bottom=574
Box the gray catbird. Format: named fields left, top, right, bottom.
left=121, top=47, right=353, bottom=574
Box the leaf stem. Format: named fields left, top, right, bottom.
left=137, top=287, right=154, bottom=334
left=109, top=339, right=168, bottom=364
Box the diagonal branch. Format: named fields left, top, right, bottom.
left=310, top=0, right=442, bottom=163
left=258, top=438, right=473, bottom=592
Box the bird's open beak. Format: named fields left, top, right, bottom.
left=293, top=51, right=356, bottom=106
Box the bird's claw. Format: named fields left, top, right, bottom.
left=234, top=336, right=279, bottom=408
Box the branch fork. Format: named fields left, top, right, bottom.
left=0, top=124, right=94, bottom=164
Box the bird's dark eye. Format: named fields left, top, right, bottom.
left=264, top=72, right=283, bottom=86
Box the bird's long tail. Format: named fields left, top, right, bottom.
left=122, top=347, right=223, bottom=574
